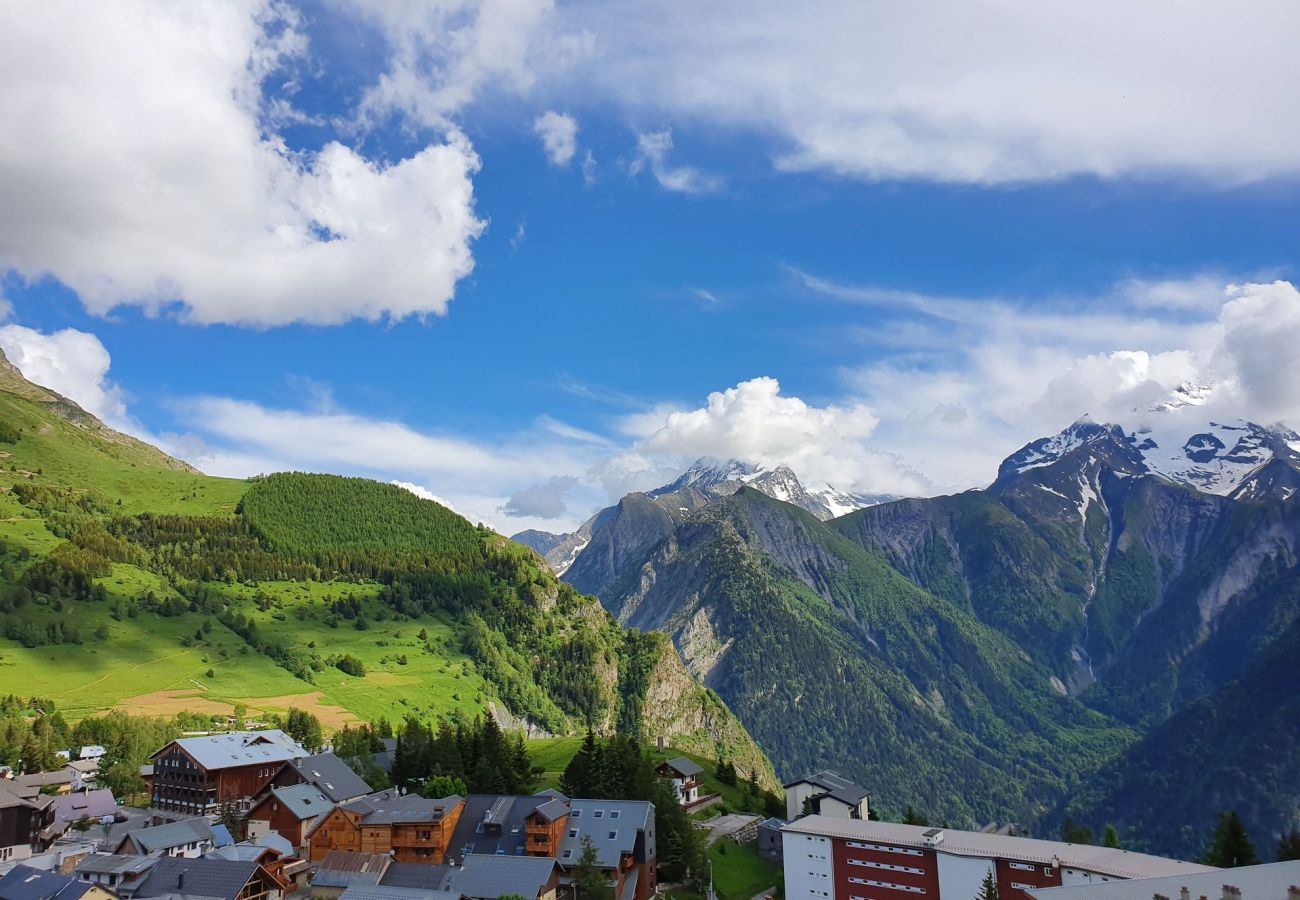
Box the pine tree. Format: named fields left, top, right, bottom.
left=1278, top=828, right=1300, bottom=862
left=1061, top=817, right=1093, bottom=845
left=1201, top=811, right=1259, bottom=868
left=573, top=836, right=611, bottom=900
left=903, top=806, right=929, bottom=826
left=1101, top=825, right=1122, bottom=849
left=976, top=867, right=999, bottom=900
left=561, top=730, right=600, bottom=798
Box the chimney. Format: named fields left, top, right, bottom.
left=1180, top=888, right=1190, bottom=900
left=1221, top=886, right=1239, bottom=900
left=1288, top=888, right=1300, bottom=900
left=178, top=872, right=186, bottom=891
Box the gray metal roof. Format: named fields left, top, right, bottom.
left=167, top=731, right=305, bottom=771
left=446, top=794, right=547, bottom=862
left=558, top=800, right=653, bottom=869
left=783, top=817, right=1218, bottom=881
left=532, top=798, right=569, bottom=823
left=1029, top=860, right=1300, bottom=900
left=448, top=855, right=557, bottom=899
left=313, top=851, right=391, bottom=889
left=0, top=865, right=95, bottom=900
left=268, top=783, right=334, bottom=820
left=661, top=757, right=703, bottom=778
left=785, top=770, right=869, bottom=807
left=380, top=864, right=453, bottom=891
left=120, top=817, right=215, bottom=854
left=343, top=887, right=460, bottom=900
left=205, top=845, right=272, bottom=863
left=287, top=753, right=372, bottom=803
left=75, top=855, right=160, bottom=878
left=52, top=789, right=116, bottom=824
left=132, top=857, right=263, bottom=900
left=249, top=832, right=294, bottom=858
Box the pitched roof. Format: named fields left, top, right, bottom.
left=340, top=790, right=462, bottom=826
left=531, top=798, right=569, bottom=823
left=313, top=851, right=392, bottom=889
left=446, top=794, right=550, bottom=862
left=784, top=770, right=869, bottom=807
left=52, top=789, right=117, bottom=824
left=14, top=770, right=75, bottom=788
left=0, top=780, right=45, bottom=812
left=661, top=757, right=704, bottom=778
left=132, top=857, right=265, bottom=900
left=119, top=817, right=215, bottom=854
left=164, top=731, right=305, bottom=771
left=379, top=864, right=453, bottom=891
left=0, top=865, right=95, bottom=900
left=75, top=855, right=160, bottom=878
left=205, top=844, right=274, bottom=863
left=1028, top=860, right=1300, bottom=900
left=782, top=817, right=1218, bottom=881
left=286, top=753, right=371, bottom=803
left=557, top=800, right=654, bottom=869
left=343, top=887, right=460, bottom=900
left=447, top=854, right=557, bottom=900
left=248, top=832, right=295, bottom=858
left=264, top=783, right=333, bottom=820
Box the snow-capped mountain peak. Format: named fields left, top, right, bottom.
left=999, top=416, right=1300, bottom=499
left=651, top=456, right=889, bottom=520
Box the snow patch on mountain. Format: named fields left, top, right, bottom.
left=652, top=456, right=891, bottom=520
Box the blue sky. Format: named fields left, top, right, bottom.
left=2, top=1, right=1299, bottom=532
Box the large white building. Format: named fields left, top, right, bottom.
left=782, top=817, right=1216, bottom=900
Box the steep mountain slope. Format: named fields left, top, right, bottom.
left=1060, top=610, right=1300, bottom=858
left=832, top=415, right=1300, bottom=848
left=588, top=486, right=1133, bottom=825
left=0, top=355, right=775, bottom=785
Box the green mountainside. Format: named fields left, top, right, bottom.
left=0, top=353, right=775, bottom=789
left=581, top=486, right=1133, bottom=826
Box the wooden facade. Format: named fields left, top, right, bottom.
left=246, top=793, right=317, bottom=851
left=150, top=743, right=287, bottom=816
left=307, top=800, right=466, bottom=864
left=523, top=808, right=569, bottom=857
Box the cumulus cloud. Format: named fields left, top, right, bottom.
left=534, top=111, right=579, bottom=166
left=600, top=377, right=929, bottom=497
left=0, top=325, right=129, bottom=426
left=628, top=129, right=722, bottom=194
left=0, top=1, right=483, bottom=327
left=500, top=475, right=580, bottom=519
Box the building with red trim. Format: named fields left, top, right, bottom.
left=782, top=817, right=1216, bottom=900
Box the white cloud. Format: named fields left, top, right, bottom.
left=0, top=0, right=483, bottom=327
left=544, top=0, right=1300, bottom=185
left=391, top=480, right=460, bottom=514
left=581, top=150, right=598, bottom=186
left=0, top=325, right=129, bottom=426
left=533, top=111, right=579, bottom=166
left=600, top=376, right=929, bottom=497
left=628, top=129, right=722, bottom=194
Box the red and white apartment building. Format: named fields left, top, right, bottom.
left=782, top=817, right=1215, bottom=900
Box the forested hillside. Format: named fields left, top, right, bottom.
left=0, top=353, right=775, bottom=788
left=586, top=486, right=1133, bottom=826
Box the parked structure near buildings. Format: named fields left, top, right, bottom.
left=782, top=817, right=1216, bottom=900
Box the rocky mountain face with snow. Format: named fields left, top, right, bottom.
left=511, top=456, right=888, bottom=577
left=513, top=414, right=1300, bottom=857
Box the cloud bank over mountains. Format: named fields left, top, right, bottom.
left=8, top=278, right=1300, bottom=532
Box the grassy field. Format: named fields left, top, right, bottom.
left=708, top=838, right=781, bottom=900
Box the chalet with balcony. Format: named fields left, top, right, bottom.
left=655, top=757, right=704, bottom=808
left=305, top=790, right=465, bottom=864
left=148, top=731, right=306, bottom=817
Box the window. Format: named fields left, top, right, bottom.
left=571, top=811, right=581, bottom=818
left=611, top=811, right=620, bottom=820
left=608, top=831, right=618, bottom=840
left=594, top=811, right=604, bottom=819
left=1011, top=884, right=1034, bottom=891
left=569, top=829, right=579, bottom=838
left=1010, top=863, right=1035, bottom=872
left=563, top=850, right=573, bottom=860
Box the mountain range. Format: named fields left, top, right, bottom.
left=515, top=406, right=1300, bottom=857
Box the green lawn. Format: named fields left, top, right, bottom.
left=709, top=839, right=781, bottom=900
